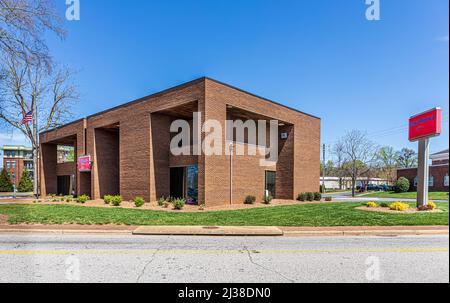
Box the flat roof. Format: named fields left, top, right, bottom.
left=1, top=145, right=32, bottom=151
left=41, top=77, right=320, bottom=135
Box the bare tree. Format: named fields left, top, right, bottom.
left=0, top=55, right=78, bottom=196
left=337, top=130, right=378, bottom=197
left=377, top=146, right=398, bottom=185
left=0, top=0, right=64, bottom=68
left=332, top=141, right=346, bottom=190
left=396, top=148, right=418, bottom=168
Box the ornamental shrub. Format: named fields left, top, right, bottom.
left=428, top=201, right=437, bottom=210
left=395, top=177, right=410, bottom=193
left=244, top=196, right=256, bottom=205
left=157, top=197, right=166, bottom=206
left=172, top=198, right=186, bottom=210
left=324, top=196, right=332, bottom=202
left=389, top=202, right=410, bottom=211
left=77, top=195, right=90, bottom=204
left=366, top=202, right=378, bottom=208
left=380, top=202, right=389, bottom=208
left=104, top=195, right=113, bottom=204
left=111, top=195, right=123, bottom=206
left=263, top=194, right=273, bottom=205
left=134, top=197, right=145, bottom=208
left=313, top=192, right=322, bottom=201
left=305, top=192, right=314, bottom=202
left=297, top=193, right=306, bottom=202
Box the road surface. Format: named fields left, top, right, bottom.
left=0, top=234, right=448, bottom=283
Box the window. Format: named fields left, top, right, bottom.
left=265, top=171, right=276, bottom=198
left=414, top=176, right=434, bottom=187
left=6, top=161, right=10, bottom=169
left=444, top=175, right=449, bottom=187
left=11, top=162, right=16, bottom=169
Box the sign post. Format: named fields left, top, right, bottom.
left=409, top=108, right=443, bottom=208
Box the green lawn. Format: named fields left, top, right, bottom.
left=363, top=191, right=449, bottom=201
left=0, top=202, right=448, bottom=227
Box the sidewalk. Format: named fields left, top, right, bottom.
left=0, top=224, right=448, bottom=237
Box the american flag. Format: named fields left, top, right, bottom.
left=21, top=111, right=33, bottom=124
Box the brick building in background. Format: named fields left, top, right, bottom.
left=1, top=145, right=34, bottom=186
left=39, top=77, right=321, bottom=206
left=397, top=149, right=449, bottom=192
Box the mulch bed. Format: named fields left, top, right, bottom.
left=356, top=206, right=443, bottom=214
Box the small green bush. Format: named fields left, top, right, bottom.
left=395, top=177, right=410, bottom=193
left=172, top=198, right=185, bottom=210
left=297, top=193, right=306, bottom=202
left=157, top=197, right=166, bottom=206
left=77, top=195, right=90, bottom=204
left=111, top=195, right=123, bottom=207
left=324, top=196, right=332, bottom=202
left=263, top=194, right=273, bottom=204
left=104, top=195, right=113, bottom=204
left=244, top=196, right=256, bottom=205
left=305, top=192, right=314, bottom=202
left=380, top=202, right=389, bottom=208
left=134, top=197, right=145, bottom=208
left=320, top=184, right=326, bottom=194
left=0, top=168, right=13, bottom=192
left=313, top=192, right=322, bottom=201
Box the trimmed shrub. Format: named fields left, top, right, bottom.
left=18, top=170, right=33, bottom=192
left=380, top=202, right=389, bottom=208
left=395, top=177, right=410, bottom=193
left=172, top=198, right=186, bottom=210
left=104, top=195, right=113, bottom=204
left=0, top=168, right=13, bottom=192
left=389, top=202, right=410, bottom=211
left=244, top=196, right=256, bottom=205
left=111, top=195, right=123, bottom=207
left=305, top=192, right=314, bottom=202
left=297, top=193, right=306, bottom=202
left=77, top=195, right=90, bottom=204
left=263, top=194, right=273, bottom=205
left=313, top=192, right=322, bottom=201
left=324, top=196, right=332, bottom=202
left=134, top=197, right=145, bottom=208
left=366, top=202, right=378, bottom=208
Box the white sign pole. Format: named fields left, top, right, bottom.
left=417, top=138, right=430, bottom=208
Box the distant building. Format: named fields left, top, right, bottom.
left=322, top=177, right=389, bottom=190
left=0, top=145, right=34, bottom=186
left=397, top=149, right=449, bottom=192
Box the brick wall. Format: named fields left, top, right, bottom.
left=397, top=165, right=449, bottom=192
left=40, top=78, right=320, bottom=205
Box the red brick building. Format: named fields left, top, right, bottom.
left=1, top=145, right=34, bottom=187
left=397, top=149, right=449, bottom=192
left=39, top=78, right=321, bottom=206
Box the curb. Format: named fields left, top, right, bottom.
left=0, top=229, right=133, bottom=235
left=283, top=229, right=449, bottom=237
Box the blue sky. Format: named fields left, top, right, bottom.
left=1, top=0, right=448, bottom=160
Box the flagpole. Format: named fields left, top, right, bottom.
left=33, top=102, right=38, bottom=199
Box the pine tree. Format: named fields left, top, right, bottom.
left=18, top=170, right=34, bottom=193
left=0, top=168, right=13, bottom=192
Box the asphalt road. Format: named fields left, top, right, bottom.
left=0, top=234, right=448, bottom=283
